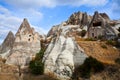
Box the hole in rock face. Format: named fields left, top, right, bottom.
left=29, top=35, right=31, bottom=37
left=28, top=38, right=30, bottom=41
left=93, top=22, right=102, bottom=27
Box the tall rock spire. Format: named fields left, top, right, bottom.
left=0, top=31, right=15, bottom=58
left=16, top=18, right=33, bottom=36
left=6, top=18, right=42, bottom=66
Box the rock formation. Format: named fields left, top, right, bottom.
left=66, top=11, right=92, bottom=28
left=43, top=23, right=88, bottom=79
left=0, top=31, right=15, bottom=58
left=88, top=11, right=116, bottom=39
left=6, top=18, right=42, bottom=67
left=43, top=11, right=120, bottom=79
left=0, top=11, right=119, bottom=80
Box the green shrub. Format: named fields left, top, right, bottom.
left=101, top=45, right=107, bottom=49
left=106, top=40, right=114, bottom=45
left=80, top=30, right=87, bottom=37
left=115, top=58, right=120, bottom=64
left=29, top=60, right=44, bottom=75
left=98, top=35, right=104, bottom=40
left=114, top=40, right=120, bottom=47
left=106, top=40, right=120, bottom=47
left=85, top=38, right=96, bottom=41
left=79, top=56, right=104, bottom=78
left=35, top=48, right=45, bottom=61
left=29, top=48, right=45, bottom=75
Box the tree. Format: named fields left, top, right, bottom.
left=29, top=48, right=45, bottom=75
left=79, top=56, right=104, bottom=78
left=80, top=30, right=87, bottom=37
left=29, top=60, right=44, bottom=75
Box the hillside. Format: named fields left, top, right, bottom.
left=76, top=39, right=120, bottom=64
left=0, top=11, right=120, bottom=80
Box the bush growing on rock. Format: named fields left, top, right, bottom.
left=79, top=56, right=104, bottom=78
left=115, top=58, right=120, bottom=64
left=101, top=45, right=107, bottom=49
left=106, top=40, right=114, bottom=45
left=29, top=60, right=44, bottom=75
left=29, top=48, right=45, bottom=75
left=80, top=30, right=87, bottom=37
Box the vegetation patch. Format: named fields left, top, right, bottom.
left=73, top=56, right=104, bottom=79
left=84, top=38, right=96, bottom=41
left=80, top=30, right=87, bottom=37
left=106, top=40, right=115, bottom=46
left=115, top=58, right=120, bottom=64
left=101, top=45, right=107, bottom=49
left=29, top=48, right=45, bottom=75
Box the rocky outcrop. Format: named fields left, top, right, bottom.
left=0, top=31, right=15, bottom=58
left=6, top=18, right=42, bottom=67
left=43, top=11, right=120, bottom=79
left=88, top=11, right=116, bottom=39
left=43, top=36, right=87, bottom=79
left=66, top=11, right=92, bottom=27
left=43, top=23, right=88, bottom=79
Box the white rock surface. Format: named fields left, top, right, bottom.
left=43, top=35, right=88, bottom=79
left=6, top=19, right=42, bottom=66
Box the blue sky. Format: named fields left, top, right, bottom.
left=0, top=0, right=120, bottom=44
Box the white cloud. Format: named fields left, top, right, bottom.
left=0, top=5, right=46, bottom=44
left=55, top=0, right=108, bottom=7
left=4, top=0, right=108, bottom=9
left=4, top=0, right=56, bottom=8
left=0, top=6, right=22, bottom=44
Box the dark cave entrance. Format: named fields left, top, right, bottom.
left=93, top=22, right=102, bottom=27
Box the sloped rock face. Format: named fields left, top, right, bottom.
left=66, top=11, right=92, bottom=27
left=43, top=11, right=119, bottom=79
left=0, top=31, right=15, bottom=58
left=6, top=18, right=41, bottom=66
left=88, top=11, right=116, bottom=39
left=43, top=24, right=88, bottom=79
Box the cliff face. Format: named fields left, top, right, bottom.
left=66, top=11, right=92, bottom=27
left=43, top=11, right=120, bottom=79
left=43, top=23, right=88, bottom=79
left=6, top=18, right=43, bottom=67
left=0, top=31, right=15, bottom=58
left=0, top=11, right=119, bottom=80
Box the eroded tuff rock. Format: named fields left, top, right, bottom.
left=43, top=23, right=88, bottom=79
left=43, top=11, right=120, bottom=79
left=66, top=11, right=92, bottom=27
left=6, top=18, right=42, bottom=66
left=88, top=11, right=117, bottom=39
left=0, top=31, right=15, bottom=58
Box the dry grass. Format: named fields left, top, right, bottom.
left=76, top=38, right=120, bottom=64
left=22, top=73, right=58, bottom=80
left=0, top=73, right=18, bottom=80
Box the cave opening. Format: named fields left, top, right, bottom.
left=93, top=22, right=102, bottom=27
